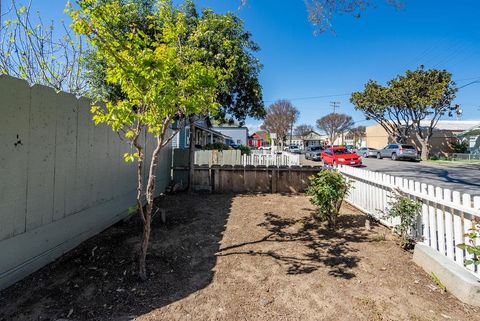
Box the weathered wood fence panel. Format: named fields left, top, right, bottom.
left=187, top=165, right=322, bottom=193
left=0, top=75, right=172, bottom=290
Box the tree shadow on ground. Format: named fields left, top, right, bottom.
left=0, top=193, right=234, bottom=321
left=218, top=210, right=372, bottom=279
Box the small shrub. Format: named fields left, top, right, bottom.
left=204, top=143, right=231, bottom=151
left=429, top=155, right=439, bottom=161
left=450, top=139, right=469, bottom=154
left=457, top=218, right=480, bottom=266
left=238, top=144, right=251, bottom=155
left=385, top=190, right=421, bottom=249
left=306, top=170, right=350, bottom=229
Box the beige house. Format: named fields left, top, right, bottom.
left=365, top=120, right=480, bottom=156
left=285, top=130, right=326, bottom=148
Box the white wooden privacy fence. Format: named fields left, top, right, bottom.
left=241, top=152, right=300, bottom=166
left=338, top=165, right=480, bottom=278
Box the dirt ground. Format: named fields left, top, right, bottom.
left=0, top=193, right=478, bottom=321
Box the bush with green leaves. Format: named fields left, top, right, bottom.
left=238, top=144, right=251, bottom=155
left=450, top=139, right=469, bottom=154
left=306, top=170, right=350, bottom=229
left=457, top=218, right=480, bottom=266
left=204, top=143, right=232, bottom=151
left=385, top=190, right=421, bottom=249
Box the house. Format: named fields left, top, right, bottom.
left=248, top=131, right=270, bottom=148
left=458, top=124, right=480, bottom=154
left=365, top=120, right=480, bottom=156
left=172, top=117, right=232, bottom=149
left=212, top=126, right=249, bottom=146
left=285, top=130, right=325, bottom=148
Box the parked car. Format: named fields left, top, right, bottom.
left=286, top=145, right=301, bottom=154
left=356, top=147, right=378, bottom=158
left=345, top=145, right=355, bottom=152
left=305, top=145, right=324, bottom=161
left=321, top=147, right=362, bottom=167
left=376, top=144, right=418, bottom=161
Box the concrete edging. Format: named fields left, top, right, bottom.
left=413, top=243, right=480, bottom=306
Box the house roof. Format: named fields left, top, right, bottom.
left=288, top=131, right=327, bottom=140
left=367, top=120, right=480, bottom=132
left=196, top=124, right=232, bottom=140
left=250, top=131, right=268, bottom=140
left=458, top=124, right=480, bottom=138
left=424, top=120, right=480, bottom=131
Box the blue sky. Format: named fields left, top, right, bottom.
left=12, top=0, right=480, bottom=131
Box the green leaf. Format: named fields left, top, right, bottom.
left=128, top=205, right=138, bottom=214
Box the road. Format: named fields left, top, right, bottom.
left=301, top=156, right=480, bottom=196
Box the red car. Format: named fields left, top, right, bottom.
left=321, top=147, right=362, bottom=167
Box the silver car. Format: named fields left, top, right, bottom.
left=376, top=144, right=419, bottom=161
left=305, top=145, right=324, bottom=161
left=287, top=145, right=301, bottom=154
left=356, top=147, right=377, bottom=158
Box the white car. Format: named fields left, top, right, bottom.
left=287, top=145, right=301, bottom=153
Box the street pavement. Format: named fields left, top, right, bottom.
left=301, top=156, right=480, bottom=196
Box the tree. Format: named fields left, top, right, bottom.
left=351, top=80, right=413, bottom=144
left=81, top=0, right=265, bottom=192
left=316, top=113, right=354, bottom=145
left=395, top=68, right=457, bottom=160
left=241, top=0, right=403, bottom=33
left=347, top=125, right=366, bottom=146
left=261, top=99, right=299, bottom=150
left=83, top=0, right=264, bottom=123
left=70, top=0, right=234, bottom=280
left=294, top=124, right=314, bottom=138
left=0, top=0, right=85, bottom=94
left=304, top=0, right=403, bottom=33
left=352, top=67, right=458, bottom=160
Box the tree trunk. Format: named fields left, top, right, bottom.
left=188, top=117, right=196, bottom=193
left=419, top=140, right=430, bottom=161
left=415, top=132, right=430, bottom=161
left=138, top=213, right=151, bottom=281
left=138, top=134, right=164, bottom=281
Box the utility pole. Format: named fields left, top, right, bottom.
left=330, top=101, right=340, bottom=113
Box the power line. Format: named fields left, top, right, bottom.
left=458, top=80, right=480, bottom=89
left=455, top=76, right=480, bottom=82
left=264, top=93, right=349, bottom=104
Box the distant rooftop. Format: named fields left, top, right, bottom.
left=423, top=120, right=480, bottom=131
left=367, top=120, right=480, bottom=131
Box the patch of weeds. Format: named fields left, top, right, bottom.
left=383, top=189, right=421, bottom=249
left=431, top=272, right=447, bottom=293
left=370, top=233, right=387, bottom=242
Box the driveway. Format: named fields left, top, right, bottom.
left=301, top=156, right=480, bottom=196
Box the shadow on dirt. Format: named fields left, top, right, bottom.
left=0, top=193, right=234, bottom=321
left=218, top=211, right=373, bottom=279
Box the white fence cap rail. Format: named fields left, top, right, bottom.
left=338, top=165, right=480, bottom=218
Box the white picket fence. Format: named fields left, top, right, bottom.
left=338, top=165, right=480, bottom=278
left=241, top=152, right=300, bottom=166
left=194, top=149, right=300, bottom=166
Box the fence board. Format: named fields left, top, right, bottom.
left=337, top=165, right=479, bottom=279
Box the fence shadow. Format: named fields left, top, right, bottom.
left=0, top=193, right=234, bottom=321
left=217, top=210, right=372, bottom=280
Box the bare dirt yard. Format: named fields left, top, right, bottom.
left=1, top=193, right=478, bottom=321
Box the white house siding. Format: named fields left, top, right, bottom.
left=212, top=127, right=248, bottom=146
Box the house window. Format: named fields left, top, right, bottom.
left=237, top=139, right=241, bottom=144
left=185, top=126, right=190, bottom=147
